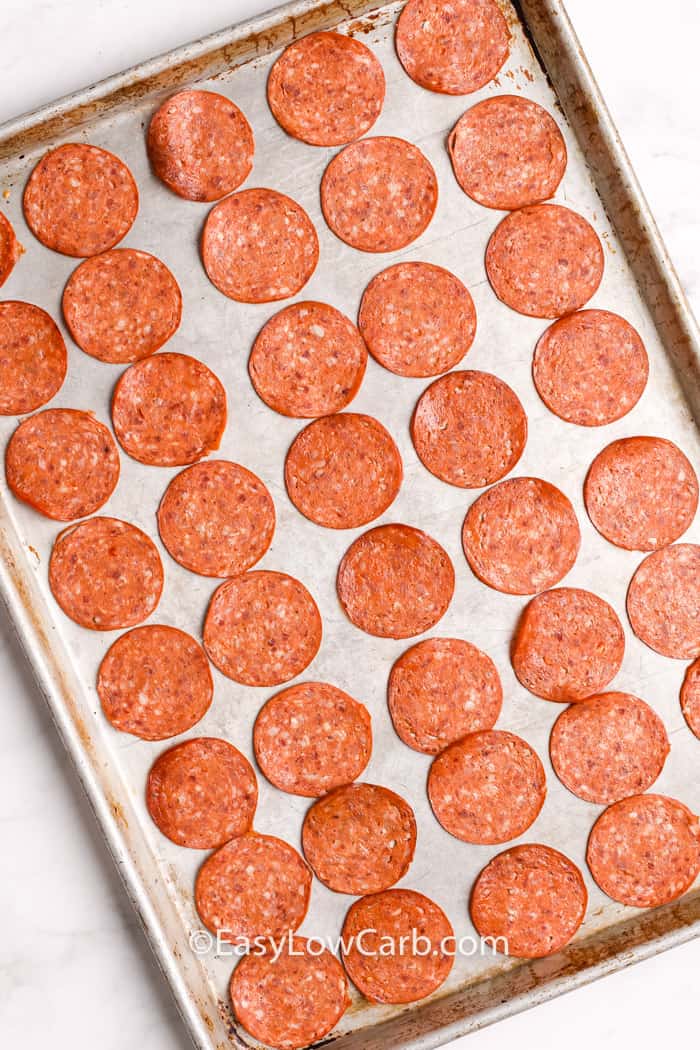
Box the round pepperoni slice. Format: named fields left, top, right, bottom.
left=230, top=938, right=349, bottom=1050
left=157, top=460, right=275, bottom=577
left=49, top=516, right=163, bottom=630
left=396, top=0, right=509, bottom=95
left=62, top=249, right=182, bottom=364
left=5, top=409, right=119, bottom=521
left=202, top=188, right=318, bottom=303
left=195, top=833, right=311, bottom=940
left=388, top=637, right=502, bottom=754
left=23, top=143, right=138, bottom=257
left=254, top=682, right=372, bottom=796
left=267, top=31, right=385, bottom=146
left=112, top=352, right=226, bottom=467
left=411, top=371, right=527, bottom=488
left=486, top=204, right=604, bottom=318
left=285, top=413, right=402, bottom=528
left=428, top=730, right=546, bottom=844
left=584, top=437, right=698, bottom=551
left=146, top=737, right=257, bottom=849
left=587, top=794, right=700, bottom=908
left=337, top=523, right=454, bottom=638
left=341, top=889, right=454, bottom=1004
left=302, top=783, right=416, bottom=894
left=147, top=90, right=253, bottom=201
left=512, top=587, right=625, bottom=702
left=249, top=301, right=367, bottom=418
left=681, top=660, right=700, bottom=740
left=449, top=95, right=566, bottom=210
left=0, top=302, right=67, bottom=416
left=470, top=844, right=587, bottom=958
left=0, top=211, right=22, bottom=287
left=321, top=137, right=437, bottom=252
left=533, top=310, right=648, bottom=426
left=203, top=570, right=322, bottom=686
left=98, top=625, right=213, bottom=741
left=358, top=261, right=476, bottom=377
left=627, top=544, right=700, bottom=659
left=462, top=477, right=580, bottom=594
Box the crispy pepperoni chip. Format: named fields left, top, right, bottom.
left=204, top=570, right=322, bottom=686
left=0, top=302, right=67, bottom=416
left=202, top=188, right=318, bottom=303
left=112, top=352, right=226, bottom=467
left=337, top=523, right=455, bottom=638
left=486, top=204, right=604, bottom=318
left=533, top=310, right=648, bottom=426
left=470, top=844, right=587, bottom=958
left=23, top=143, right=138, bottom=257
left=268, top=31, right=385, bottom=146
left=462, top=477, right=580, bottom=594
left=49, top=516, right=163, bottom=630
left=285, top=413, right=402, bottom=528
left=412, top=370, right=527, bottom=488
left=62, top=249, right=182, bottom=364
left=681, top=660, right=700, bottom=740
left=0, top=211, right=22, bottom=287
left=512, top=587, right=625, bottom=702
left=302, top=783, right=416, bottom=894
left=147, top=90, right=253, bottom=201
left=627, top=544, right=700, bottom=659
left=147, top=738, right=257, bottom=849
left=396, top=0, right=509, bottom=95
left=321, top=137, right=437, bottom=252
left=98, top=625, right=213, bottom=741
left=254, top=682, right=372, bottom=796
left=428, top=730, right=546, bottom=844
left=587, top=794, right=700, bottom=908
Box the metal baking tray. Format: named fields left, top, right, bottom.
left=1, top=2, right=699, bottom=1048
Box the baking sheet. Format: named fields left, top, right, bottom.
left=1, top=2, right=700, bottom=1048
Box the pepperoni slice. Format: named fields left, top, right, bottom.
left=0, top=211, right=22, bottom=287
left=411, top=371, right=527, bottom=488
left=321, top=137, right=437, bottom=252
left=285, top=413, right=402, bottom=528
left=396, top=0, right=509, bottom=95
left=203, top=570, right=322, bottom=686
left=62, top=249, right=182, bottom=364
left=486, top=204, right=604, bottom=318
left=470, top=845, right=587, bottom=958
left=462, top=477, right=580, bottom=594
left=267, top=31, right=385, bottom=146
left=533, top=310, right=648, bottom=426
left=23, top=143, right=138, bottom=257
left=112, top=352, right=226, bottom=467
left=0, top=302, right=67, bottom=416
left=388, top=637, right=502, bottom=754
left=202, top=188, right=318, bottom=303
left=584, top=437, right=698, bottom=551
left=337, top=523, right=454, bottom=638
left=253, top=682, right=372, bottom=796
left=49, top=516, right=163, bottom=630
left=146, top=737, right=257, bottom=849
left=98, top=625, right=213, bottom=740
left=341, top=889, right=454, bottom=1004
left=428, top=730, right=546, bottom=844
left=195, top=833, right=311, bottom=940
left=449, top=96, right=566, bottom=209
left=147, top=90, right=253, bottom=201
left=157, top=460, right=275, bottom=577
left=587, top=794, right=700, bottom=908
left=512, top=587, right=625, bottom=702
left=358, top=261, right=476, bottom=377
left=681, top=660, right=700, bottom=740
left=6, top=409, right=120, bottom=520
left=302, top=783, right=416, bottom=894
left=249, top=301, right=367, bottom=418
left=230, top=938, right=349, bottom=1050
left=627, top=544, right=700, bottom=659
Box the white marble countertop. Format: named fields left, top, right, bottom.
left=1, top=1, right=699, bottom=1047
